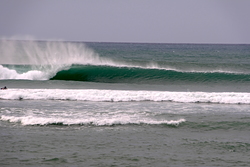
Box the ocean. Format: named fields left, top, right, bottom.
left=0, top=40, right=250, bottom=167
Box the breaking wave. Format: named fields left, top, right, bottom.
left=1, top=40, right=250, bottom=84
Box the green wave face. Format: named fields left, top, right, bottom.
left=50, top=65, right=250, bottom=84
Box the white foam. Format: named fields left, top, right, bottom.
left=1, top=89, right=250, bottom=104
left=0, top=115, right=185, bottom=126
left=0, top=65, right=49, bottom=80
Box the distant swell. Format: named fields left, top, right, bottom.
left=51, top=64, right=250, bottom=84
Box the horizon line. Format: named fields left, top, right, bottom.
left=1, top=38, right=250, bottom=45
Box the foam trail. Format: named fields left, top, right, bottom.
left=1, top=89, right=250, bottom=104
left=0, top=115, right=186, bottom=126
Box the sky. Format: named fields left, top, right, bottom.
left=0, top=0, right=250, bottom=44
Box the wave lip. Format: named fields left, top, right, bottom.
left=1, top=89, right=250, bottom=104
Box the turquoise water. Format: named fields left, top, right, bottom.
left=0, top=40, right=250, bottom=166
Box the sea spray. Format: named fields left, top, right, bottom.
left=0, top=40, right=169, bottom=80
left=0, top=40, right=114, bottom=80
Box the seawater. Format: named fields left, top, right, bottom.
left=0, top=40, right=250, bottom=166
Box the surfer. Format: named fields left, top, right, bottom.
left=1, top=86, right=7, bottom=90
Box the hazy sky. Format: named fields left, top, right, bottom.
left=0, top=0, right=250, bottom=44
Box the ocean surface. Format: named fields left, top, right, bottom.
left=0, top=40, right=250, bottom=167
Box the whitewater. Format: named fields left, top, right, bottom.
left=1, top=88, right=250, bottom=104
